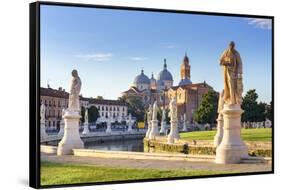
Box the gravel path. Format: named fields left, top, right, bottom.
left=41, top=153, right=272, bottom=173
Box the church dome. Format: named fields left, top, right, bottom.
left=133, top=69, right=150, bottom=85
left=157, top=59, right=173, bottom=81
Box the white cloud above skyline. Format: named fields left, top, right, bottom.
left=161, top=43, right=179, bottom=49
left=75, top=53, right=113, bottom=61
left=246, top=18, right=272, bottom=29
left=128, top=56, right=148, bottom=61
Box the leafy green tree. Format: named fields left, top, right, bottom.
left=88, top=106, right=99, bottom=123
left=241, top=89, right=266, bottom=122
left=80, top=106, right=86, bottom=123
left=119, top=96, right=145, bottom=122
left=265, top=101, right=272, bottom=121
left=194, top=90, right=218, bottom=124
left=96, top=96, right=103, bottom=100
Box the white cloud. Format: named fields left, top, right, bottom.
left=161, top=43, right=179, bottom=49
left=128, top=57, right=148, bottom=61
left=246, top=18, right=272, bottom=29
left=75, top=53, right=113, bottom=61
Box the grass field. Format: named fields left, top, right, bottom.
left=41, top=162, right=236, bottom=186
left=180, top=128, right=272, bottom=141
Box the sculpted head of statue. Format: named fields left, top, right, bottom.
left=229, top=41, right=235, bottom=50
left=71, top=69, right=78, bottom=77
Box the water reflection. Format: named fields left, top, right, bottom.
left=84, top=139, right=144, bottom=152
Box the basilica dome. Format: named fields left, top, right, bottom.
left=133, top=69, right=150, bottom=85
left=157, top=59, right=173, bottom=82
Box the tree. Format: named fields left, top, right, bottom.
left=80, top=106, right=86, bottom=123
left=265, top=101, right=272, bottom=121
left=193, top=90, right=218, bottom=124
left=96, top=96, right=103, bottom=100
left=80, top=105, right=99, bottom=123
left=88, top=106, right=99, bottom=123
left=119, top=95, right=145, bottom=122
left=241, top=89, right=266, bottom=122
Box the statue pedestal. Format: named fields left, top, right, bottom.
left=145, top=123, right=151, bottom=138
left=106, top=122, right=111, bottom=133
left=40, top=121, right=47, bottom=142
left=167, top=120, right=179, bottom=144
left=159, top=121, right=166, bottom=134
left=215, top=104, right=248, bottom=164
left=127, top=123, right=133, bottom=133
left=82, top=122, right=90, bottom=135
left=214, top=114, right=224, bottom=147
left=58, top=121, right=64, bottom=138
left=57, top=111, right=84, bottom=155
left=148, top=120, right=159, bottom=139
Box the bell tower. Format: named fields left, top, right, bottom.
left=180, top=52, right=190, bottom=80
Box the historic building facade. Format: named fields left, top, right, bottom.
left=122, top=53, right=215, bottom=122
left=40, top=87, right=128, bottom=128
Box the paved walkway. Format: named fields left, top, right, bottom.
left=41, top=153, right=271, bottom=173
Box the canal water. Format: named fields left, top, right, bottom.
left=84, top=139, right=144, bottom=152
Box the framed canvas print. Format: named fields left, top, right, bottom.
left=29, top=1, right=274, bottom=188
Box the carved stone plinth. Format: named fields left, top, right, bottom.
left=82, top=122, right=90, bottom=135
left=215, top=104, right=248, bottom=164
left=214, top=114, right=224, bottom=147
left=106, top=121, right=112, bottom=133
left=148, top=120, right=159, bottom=139
left=57, top=111, right=84, bottom=155
left=167, top=120, right=179, bottom=144
left=159, top=121, right=166, bottom=134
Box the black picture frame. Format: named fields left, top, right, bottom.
left=29, top=1, right=274, bottom=189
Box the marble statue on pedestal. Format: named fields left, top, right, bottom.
left=167, top=98, right=179, bottom=144
left=215, top=42, right=248, bottom=164
left=82, top=107, right=90, bottom=135
left=106, top=115, right=112, bottom=133
left=265, top=119, right=272, bottom=128
left=145, top=105, right=152, bottom=138
left=57, top=70, right=84, bottom=155
left=214, top=90, right=224, bottom=147
left=40, top=104, right=47, bottom=141
left=159, top=108, right=167, bottom=134
left=148, top=101, right=159, bottom=139
left=182, top=113, right=187, bottom=131
left=127, top=113, right=133, bottom=132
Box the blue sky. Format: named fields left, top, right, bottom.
left=40, top=5, right=272, bottom=103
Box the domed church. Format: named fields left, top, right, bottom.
left=121, top=53, right=214, bottom=123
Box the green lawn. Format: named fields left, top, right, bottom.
left=180, top=128, right=272, bottom=141
left=41, top=162, right=235, bottom=186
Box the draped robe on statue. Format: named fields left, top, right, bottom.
left=220, top=47, right=243, bottom=105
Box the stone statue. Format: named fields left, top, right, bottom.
left=152, top=101, right=158, bottom=120
left=68, top=69, right=82, bottom=112
left=161, top=109, right=166, bottom=122
left=169, top=98, right=177, bottom=121
left=85, top=108, right=89, bottom=124
left=145, top=104, right=153, bottom=138
left=147, top=105, right=152, bottom=124
left=219, top=41, right=243, bottom=105
left=40, top=104, right=46, bottom=123
left=217, top=90, right=225, bottom=114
